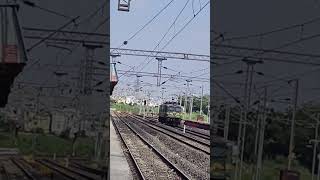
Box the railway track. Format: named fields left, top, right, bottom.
left=36, top=159, right=102, bottom=180
left=175, top=126, right=210, bottom=140
left=126, top=113, right=210, bottom=154
left=139, top=114, right=210, bottom=140
left=10, top=158, right=37, bottom=180
left=0, top=158, right=33, bottom=180
left=69, top=161, right=106, bottom=178
left=0, top=155, right=106, bottom=180
left=0, top=163, right=9, bottom=180
left=137, top=113, right=210, bottom=139
left=112, top=113, right=189, bottom=180
left=114, top=112, right=209, bottom=179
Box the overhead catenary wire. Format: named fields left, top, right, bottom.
left=187, top=67, right=209, bottom=74
left=137, top=0, right=209, bottom=73
left=20, top=3, right=108, bottom=93
left=213, top=21, right=320, bottom=71
left=214, top=44, right=320, bottom=59
left=210, top=12, right=320, bottom=178
left=20, top=0, right=72, bottom=19
left=117, top=70, right=209, bottom=81
left=6, top=2, right=109, bottom=133
left=126, top=0, right=175, bottom=43
left=26, top=16, right=80, bottom=52
left=111, top=0, right=175, bottom=53
left=212, top=52, right=320, bottom=66
left=253, top=65, right=320, bottom=88
left=112, top=1, right=210, bottom=99
left=118, top=0, right=191, bottom=79
left=161, top=1, right=209, bottom=51
left=76, top=1, right=108, bottom=26
left=222, top=15, right=320, bottom=42
left=51, top=2, right=108, bottom=66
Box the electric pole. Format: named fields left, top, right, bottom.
left=184, top=91, right=188, bottom=114
left=207, top=98, right=210, bottom=123
left=189, top=95, right=193, bottom=120
left=75, top=43, right=103, bottom=158
left=224, top=104, right=230, bottom=140
left=238, top=58, right=263, bottom=180
left=184, top=80, right=192, bottom=114
left=288, top=79, right=299, bottom=170
left=200, top=85, right=204, bottom=116
left=135, top=75, right=142, bottom=92
left=311, top=116, right=319, bottom=180
left=255, top=86, right=267, bottom=180
left=78, top=44, right=103, bottom=131
left=156, top=57, right=167, bottom=86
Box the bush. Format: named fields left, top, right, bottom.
left=80, top=130, right=87, bottom=137
left=59, top=128, right=71, bottom=139
left=31, top=128, right=44, bottom=134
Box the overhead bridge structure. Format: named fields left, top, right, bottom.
left=110, top=48, right=210, bottom=62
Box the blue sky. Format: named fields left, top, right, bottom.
left=111, top=0, right=210, bottom=101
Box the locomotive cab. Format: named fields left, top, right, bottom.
left=158, top=102, right=183, bottom=126
left=0, top=4, right=27, bottom=107
left=110, top=62, right=118, bottom=95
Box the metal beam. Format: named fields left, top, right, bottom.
left=110, top=48, right=210, bottom=62
left=26, top=16, right=80, bottom=52
left=24, top=36, right=108, bottom=45
left=23, top=27, right=109, bottom=37
left=117, top=70, right=209, bottom=82
left=214, top=43, right=320, bottom=58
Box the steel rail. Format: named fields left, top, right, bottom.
left=141, top=115, right=210, bottom=140
left=175, top=126, right=210, bottom=140
left=129, top=113, right=210, bottom=144
left=113, top=113, right=191, bottom=180
left=44, top=159, right=98, bottom=180
left=125, top=113, right=210, bottom=154
left=111, top=117, right=146, bottom=180
left=0, top=164, right=9, bottom=180
left=10, top=158, right=37, bottom=180
left=36, top=159, right=94, bottom=180
left=37, top=159, right=77, bottom=180
left=69, top=162, right=105, bottom=177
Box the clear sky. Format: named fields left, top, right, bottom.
left=110, top=0, right=210, bottom=102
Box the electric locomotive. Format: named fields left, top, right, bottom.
left=158, top=102, right=183, bottom=126
left=1, top=4, right=27, bottom=107
left=110, top=62, right=118, bottom=95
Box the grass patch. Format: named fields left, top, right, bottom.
left=181, top=112, right=209, bottom=122
left=213, top=157, right=312, bottom=180
left=112, top=103, right=158, bottom=115
left=112, top=102, right=209, bottom=122
left=0, top=132, right=94, bottom=157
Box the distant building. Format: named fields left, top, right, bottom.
left=116, top=96, right=126, bottom=103
left=24, top=111, right=50, bottom=132
left=125, top=96, right=136, bottom=104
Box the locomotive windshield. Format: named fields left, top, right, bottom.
left=167, top=106, right=182, bottom=112
left=175, top=107, right=182, bottom=112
